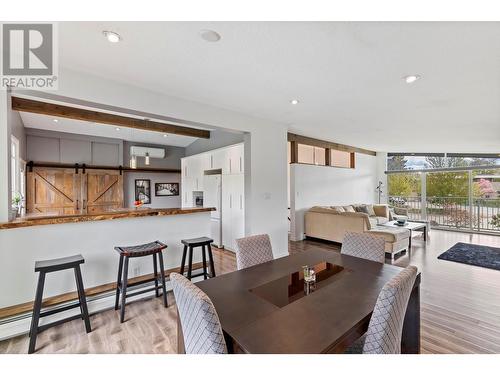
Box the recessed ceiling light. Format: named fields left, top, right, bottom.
left=404, top=75, right=420, bottom=84
left=199, top=29, right=221, bottom=42
left=103, top=31, right=121, bottom=43
left=290, top=99, right=299, bottom=105
left=53, top=119, right=58, bottom=123
left=163, top=134, right=168, bottom=137
left=115, top=127, right=120, bottom=131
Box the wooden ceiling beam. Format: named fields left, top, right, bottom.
left=12, top=97, right=210, bottom=139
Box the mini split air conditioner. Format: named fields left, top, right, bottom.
left=130, top=146, right=165, bottom=159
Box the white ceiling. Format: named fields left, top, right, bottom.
left=20, top=112, right=199, bottom=147
left=58, top=22, right=500, bottom=152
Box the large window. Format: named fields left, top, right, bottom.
left=386, top=153, right=500, bottom=233
left=387, top=153, right=500, bottom=171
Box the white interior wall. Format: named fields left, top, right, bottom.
left=14, top=68, right=289, bottom=258
left=290, top=153, right=378, bottom=241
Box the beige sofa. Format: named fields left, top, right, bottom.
left=304, top=204, right=410, bottom=257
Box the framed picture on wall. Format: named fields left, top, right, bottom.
left=155, top=182, right=179, bottom=196
left=135, top=179, right=151, bottom=204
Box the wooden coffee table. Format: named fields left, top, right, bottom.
left=382, top=220, right=428, bottom=247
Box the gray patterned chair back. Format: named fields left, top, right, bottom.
left=170, top=272, right=227, bottom=354
left=341, top=232, right=386, bottom=263
left=235, top=234, right=274, bottom=270
left=362, top=265, right=418, bottom=354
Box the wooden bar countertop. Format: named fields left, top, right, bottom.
left=0, top=207, right=215, bottom=230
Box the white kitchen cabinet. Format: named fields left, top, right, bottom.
left=182, top=155, right=206, bottom=191
left=181, top=143, right=245, bottom=212
left=228, top=144, right=244, bottom=174
left=221, top=174, right=245, bottom=251
left=210, top=149, right=226, bottom=170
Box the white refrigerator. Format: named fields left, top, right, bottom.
left=203, top=174, right=222, bottom=247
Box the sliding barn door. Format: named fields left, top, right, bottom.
left=83, top=170, right=124, bottom=214
left=26, top=168, right=81, bottom=215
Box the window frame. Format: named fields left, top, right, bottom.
left=10, top=136, right=20, bottom=204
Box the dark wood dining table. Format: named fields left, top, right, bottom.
left=177, top=248, right=421, bottom=354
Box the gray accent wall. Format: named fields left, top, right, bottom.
left=24, top=129, right=186, bottom=209
left=25, top=128, right=124, bottom=166
left=124, top=172, right=181, bottom=208
left=123, top=141, right=184, bottom=169
left=122, top=141, right=185, bottom=207
left=185, top=129, right=244, bottom=156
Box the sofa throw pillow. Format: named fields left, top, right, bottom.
left=365, top=204, right=376, bottom=217
left=357, top=205, right=370, bottom=215
left=353, top=204, right=365, bottom=213
left=343, top=205, right=355, bottom=213
left=329, top=206, right=344, bottom=213
left=331, top=206, right=345, bottom=213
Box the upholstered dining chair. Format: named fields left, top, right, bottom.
left=341, top=232, right=386, bottom=263
left=346, top=265, right=418, bottom=354
left=235, top=234, right=274, bottom=270
left=170, top=272, right=227, bottom=354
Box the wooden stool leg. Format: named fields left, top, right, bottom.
left=153, top=253, right=159, bottom=298
left=207, top=244, right=216, bottom=278
left=202, top=245, right=208, bottom=280
left=187, top=246, right=194, bottom=280
left=114, top=254, right=124, bottom=310
left=74, top=265, right=92, bottom=333
left=180, top=245, right=187, bottom=276
left=28, top=271, right=46, bottom=354
left=158, top=252, right=168, bottom=307
left=120, top=257, right=129, bottom=323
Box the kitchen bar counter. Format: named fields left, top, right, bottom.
left=0, top=207, right=215, bottom=230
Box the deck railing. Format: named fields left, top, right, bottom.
left=389, top=196, right=500, bottom=233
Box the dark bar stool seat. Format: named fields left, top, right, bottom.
left=29, top=254, right=91, bottom=354
left=114, top=240, right=168, bottom=323
left=180, top=237, right=216, bottom=280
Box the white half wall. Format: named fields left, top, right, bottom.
left=290, top=153, right=378, bottom=241
left=0, top=212, right=211, bottom=309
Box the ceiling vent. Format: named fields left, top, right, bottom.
left=130, top=146, right=165, bottom=159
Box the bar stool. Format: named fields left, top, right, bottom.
left=180, top=237, right=216, bottom=280
left=114, top=241, right=168, bottom=323
left=28, top=254, right=91, bottom=354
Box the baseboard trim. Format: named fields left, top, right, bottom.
left=0, top=273, right=206, bottom=341
left=0, top=262, right=203, bottom=320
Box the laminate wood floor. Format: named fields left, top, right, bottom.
left=1, top=230, right=499, bottom=354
